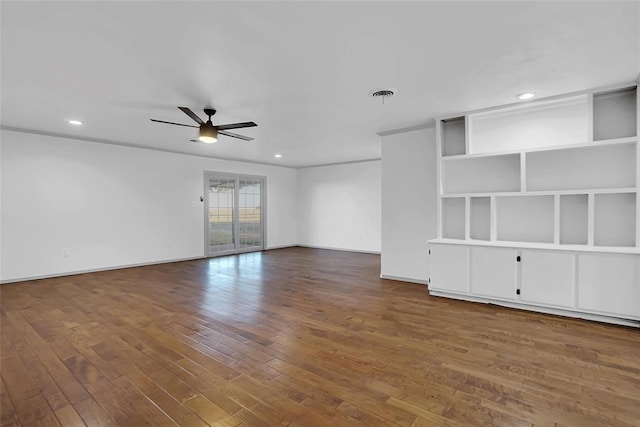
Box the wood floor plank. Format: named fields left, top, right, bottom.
left=72, top=397, right=118, bottom=427
left=1, top=356, right=40, bottom=406
left=182, top=394, right=231, bottom=425
left=13, top=395, right=61, bottom=427
left=113, top=364, right=208, bottom=427
left=53, top=404, right=86, bottom=427
left=0, top=377, right=19, bottom=427
left=10, top=340, right=88, bottom=427
left=4, top=312, right=91, bottom=405
left=294, top=397, right=353, bottom=427
left=387, top=396, right=458, bottom=426
left=2, top=247, right=639, bottom=426
left=62, top=353, right=157, bottom=426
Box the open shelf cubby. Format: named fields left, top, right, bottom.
left=441, top=117, right=466, bottom=156
left=560, top=194, right=588, bottom=245
left=470, top=197, right=491, bottom=241
left=442, top=153, right=520, bottom=194
left=468, top=95, right=588, bottom=154
left=496, top=195, right=554, bottom=243
left=593, top=87, right=637, bottom=141
left=594, top=193, right=637, bottom=247
left=526, top=142, right=636, bottom=191
left=442, top=198, right=465, bottom=239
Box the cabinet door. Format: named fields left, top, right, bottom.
left=430, top=244, right=469, bottom=293
left=470, top=247, right=517, bottom=300
left=578, top=254, right=640, bottom=318
left=521, top=251, right=574, bottom=308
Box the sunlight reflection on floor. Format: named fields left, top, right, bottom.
left=200, top=252, right=265, bottom=320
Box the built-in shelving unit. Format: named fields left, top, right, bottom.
left=436, top=83, right=638, bottom=251
left=430, top=82, right=640, bottom=327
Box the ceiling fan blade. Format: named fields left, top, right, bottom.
left=178, top=107, right=205, bottom=125
left=216, top=121, right=257, bottom=130
left=150, top=119, right=198, bottom=128
left=218, top=130, right=254, bottom=141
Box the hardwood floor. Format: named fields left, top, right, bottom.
left=1, top=247, right=639, bottom=426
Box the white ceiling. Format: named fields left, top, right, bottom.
left=1, top=1, right=638, bottom=167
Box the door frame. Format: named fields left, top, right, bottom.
left=203, top=171, right=267, bottom=257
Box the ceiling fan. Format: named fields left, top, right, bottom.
left=150, top=107, right=257, bottom=143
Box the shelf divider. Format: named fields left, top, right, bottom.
left=465, top=197, right=471, bottom=240
left=587, top=92, right=594, bottom=143
left=436, top=119, right=443, bottom=239
left=637, top=87, right=640, bottom=248
left=490, top=196, right=497, bottom=242
left=465, top=114, right=471, bottom=155
left=554, top=194, right=560, bottom=245
left=520, top=152, right=526, bottom=192
left=587, top=193, right=595, bottom=246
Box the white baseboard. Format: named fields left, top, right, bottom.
left=380, top=274, right=428, bottom=285
left=297, top=244, right=381, bottom=255
left=429, top=290, right=640, bottom=328
left=1, top=246, right=375, bottom=284
left=264, top=244, right=298, bottom=250
left=0, top=255, right=206, bottom=285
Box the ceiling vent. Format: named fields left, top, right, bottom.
left=372, top=89, right=394, bottom=98
left=371, top=88, right=396, bottom=104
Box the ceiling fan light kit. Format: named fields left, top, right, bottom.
left=150, top=106, right=257, bottom=143
left=199, top=123, right=218, bottom=143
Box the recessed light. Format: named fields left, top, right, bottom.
left=517, top=92, right=536, bottom=100
left=67, top=119, right=83, bottom=125
left=274, top=154, right=282, bottom=158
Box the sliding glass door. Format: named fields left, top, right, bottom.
left=205, top=173, right=264, bottom=256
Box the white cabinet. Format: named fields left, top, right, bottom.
left=428, top=242, right=640, bottom=324
left=470, top=247, right=516, bottom=300
left=429, top=244, right=468, bottom=293
left=521, top=251, right=574, bottom=308
left=578, top=254, right=640, bottom=318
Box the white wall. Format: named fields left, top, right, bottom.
left=0, top=130, right=297, bottom=282
left=297, top=160, right=381, bottom=253
left=1, top=129, right=435, bottom=283
left=381, top=128, right=437, bottom=283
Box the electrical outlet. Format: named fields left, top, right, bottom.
left=62, top=248, right=69, bottom=257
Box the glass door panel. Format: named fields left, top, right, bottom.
left=208, top=178, right=236, bottom=255
left=238, top=179, right=262, bottom=250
